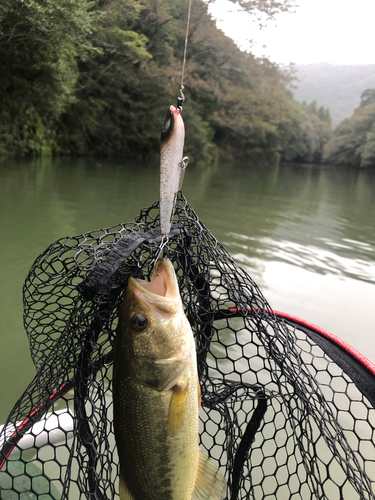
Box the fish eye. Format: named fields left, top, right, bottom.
left=132, top=314, right=149, bottom=332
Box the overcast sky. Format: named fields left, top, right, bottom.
left=208, top=0, right=375, bottom=66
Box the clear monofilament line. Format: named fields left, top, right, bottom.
left=178, top=0, right=192, bottom=110
left=181, top=0, right=192, bottom=89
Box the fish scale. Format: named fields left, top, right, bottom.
left=114, top=362, right=199, bottom=500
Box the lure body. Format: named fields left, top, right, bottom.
left=159, top=106, right=186, bottom=235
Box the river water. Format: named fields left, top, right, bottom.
left=0, top=157, right=374, bottom=424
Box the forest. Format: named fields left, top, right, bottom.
left=0, top=0, right=360, bottom=166
left=324, top=89, right=375, bottom=168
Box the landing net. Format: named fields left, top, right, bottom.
left=1, top=193, right=375, bottom=499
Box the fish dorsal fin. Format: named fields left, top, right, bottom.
left=119, top=474, right=134, bottom=500
left=192, top=451, right=227, bottom=500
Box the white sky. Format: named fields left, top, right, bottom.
left=208, top=0, right=375, bottom=65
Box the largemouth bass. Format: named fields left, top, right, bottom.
left=159, top=106, right=188, bottom=236
left=113, top=259, right=226, bottom=500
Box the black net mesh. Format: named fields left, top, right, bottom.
left=1, top=193, right=375, bottom=500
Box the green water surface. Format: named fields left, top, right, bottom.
left=0, top=157, right=374, bottom=424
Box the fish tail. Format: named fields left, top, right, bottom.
left=192, top=451, right=227, bottom=500
left=119, top=474, right=134, bottom=500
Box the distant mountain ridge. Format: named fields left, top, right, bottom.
left=285, top=63, right=375, bottom=126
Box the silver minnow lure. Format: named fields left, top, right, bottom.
left=159, top=105, right=188, bottom=236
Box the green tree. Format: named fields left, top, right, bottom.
left=57, top=0, right=301, bottom=161
left=360, top=88, right=375, bottom=108
left=324, top=98, right=375, bottom=168
left=280, top=100, right=332, bottom=163
left=361, top=122, right=375, bottom=167
left=0, top=0, right=97, bottom=154
left=55, top=0, right=153, bottom=156
left=226, top=0, right=296, bottom=20
left=317, top=106, right=331, bottom=125
left=0, top=0, right=306, bottom=161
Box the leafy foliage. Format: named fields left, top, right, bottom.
left=324, top=94, right=375, bottom=168
left=280, top=100, right=332, bottom=163
left=0, top=0, right=97, bottom=154
left=0, top=0, right=326, bottom=164
left=360, top=88, right=375, bottom=108
left=227, top=0, right=296, bottom=21
left=57, top=0, right=306, bottom=163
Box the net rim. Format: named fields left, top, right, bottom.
left=273, top=310, right=375, bottom=376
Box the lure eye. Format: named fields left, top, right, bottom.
left=161, top=108, right=174, bottom=141
left=132, top=314, right=149, bottom=332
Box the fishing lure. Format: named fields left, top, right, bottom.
left=159, top=104, right=189, bottom=236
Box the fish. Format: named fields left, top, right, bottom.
left=113, top=258, right=226, bottom=500
left=159, top=106, right=188, bottom=236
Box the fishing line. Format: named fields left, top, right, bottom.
left=177, top=0, right=193, bottom=111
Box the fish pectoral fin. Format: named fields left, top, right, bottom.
left=192, top=451, right=227, bottom=500
left=168, top=382, right=189, bottom=437
left=119, top=474, right=134, bottom=500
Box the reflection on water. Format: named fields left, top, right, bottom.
left=228, top=233, right=375, bottom=283
left=0, top=158, right=375, bottom=424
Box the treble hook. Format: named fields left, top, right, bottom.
left=137, top=236, right=169, bottom=273
left=152, top=235, right=169, bottom=273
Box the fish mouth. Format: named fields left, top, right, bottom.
left=132, top=259, right=179, bottom=301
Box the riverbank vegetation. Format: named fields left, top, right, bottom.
left=0, top=0, right=332, bottom=163
left=281, top=100, right=332, bottom=164
left=324, top=89, right=375, bottom=168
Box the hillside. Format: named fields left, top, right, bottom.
left=0, top=0, right=328, bottom=163
left=286, top=63, right=375, bottom=126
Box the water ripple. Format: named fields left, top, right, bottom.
left=225, top=232, right=375, bottom=284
